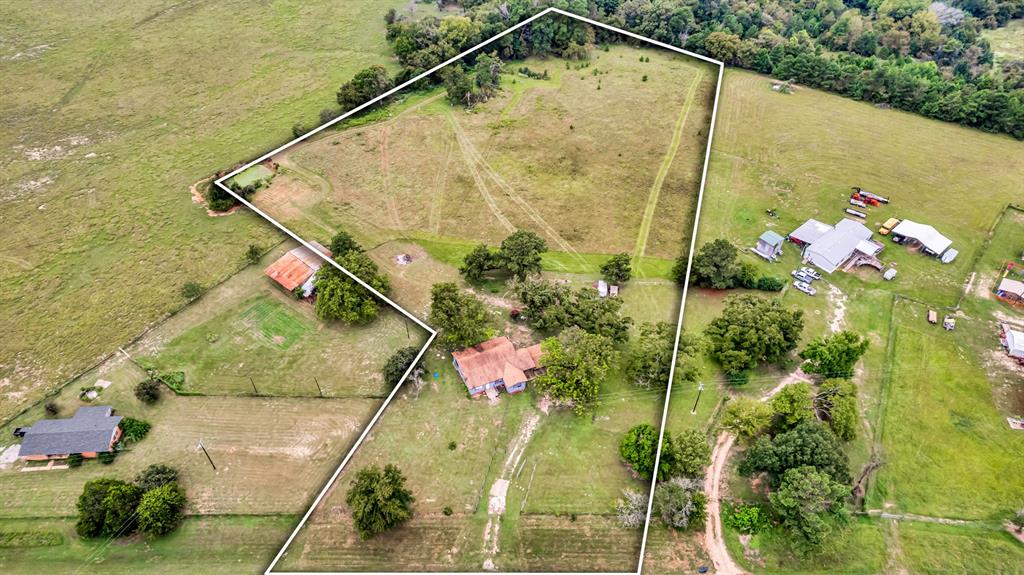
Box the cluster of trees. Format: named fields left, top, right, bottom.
left=315, top=231, right=390, bottom=325
left=678, top=238, right=785, bottom=292
left=704, top=294, right=805, bottom=376
left=617, top=423, right=711, bottom=531
left=722, top=330, right=867, bottom=549
left=626, top=321, right=700, bottom=389
left=460, top=230, right=548, bottom=281
left=76, top=464, right=186, bottom=539
left=376, top=2, right=1023, bottom=139
left=599, top=0, right=1024, bottom=139
left=442, top=52, right=504, bottom=106
left=346, top=464, right=415, bottom=539
left=512, top=277, right=634, bottom=342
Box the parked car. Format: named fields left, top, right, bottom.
left=793, top=281, right=816, bottom=296
left=799, top=266, right=822, bottom=280
left=791, top=270, right=814, bottom=283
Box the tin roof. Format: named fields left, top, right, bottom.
left=759, top=230, right=785, bottom=246
left=265, top=242, right=331, bottom=292
left=452, top=336, right=542, bottom=391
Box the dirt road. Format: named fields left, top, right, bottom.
left=704, top=432, right=745, bottom=575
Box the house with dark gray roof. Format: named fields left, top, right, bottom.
left=16, top=406, right=122, bottom=460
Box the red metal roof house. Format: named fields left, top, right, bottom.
left=452, top=336, right=543, bottom=398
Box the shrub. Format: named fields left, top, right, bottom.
left=135, top=464, right=179, bottom=492
left=99, top=451, right=116, bottom=465
left=76, top=478, right=133, bottom=537
left=292, top=122, right=306, bottom=138
left=134, top=379, right=161, bottom=404
left=756, top=276, right=785, bottom=291
left=137, top=482, right=187, bottom=536
left=44, top=401, right=59, bottom=416
left=727, top=371, right=750, bottom=386
left=723, top=502, right=770, bottom=534
left=443, top=506, right=453, bottom=516
left=448, top=441, right=457, bottom=451
left=119, top=418, right=151, bottom=444
left=155, top=371, right=185, bottom=393
left=382, top=346, right=423, bottom=388
left=245, top=244, right=262, bottom=264
left=180, top=282, right=203, bottom=301
left=66, top=454, right=84, bottom=468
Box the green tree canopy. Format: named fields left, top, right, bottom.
left=382, top=346, right=423, bottom=388
left=815, top=379, right=859, bottom=441
left=534, top=327, right=615, bottom=415
left=137, top=482, right=188, bottom=537
left=689, top=239, right=741, bottom=289
left=770, top=465, right=849, bottom=549
left=513, top=278, right=633, bottom=342
left=76, top=479, right=131, bottom=538
left=314, top=251, right=390, bottom=325
left=346, top=464, right=415, bottom=539
left=619, top=423, right=659, bottom=480
left=429, top=282, right=490, bottom=349
left=459, top=243, right=497, bottom=282
left=626, top=322, right=700, bottom=389
left=337, top=65, right=394, bottom=111
left=770, top=382, right=816, bottom=432
left=704, top=295, right=804, bottom=374
left=135, top=464, right=179, bottom=492
left=101, top=482, right=143, bottom=537
left=664, top=429, right=712, bottom=479
left=721, top=397, right=773, bottom=440
left=600, top=252, right=632, bottom=284
left=329, top=230, right=364, bottom=258
left=739, top=421, right=851, bottom=487
left=498, top=230, right=547, bottom=280
left=799, top=331, right=869, bottom=378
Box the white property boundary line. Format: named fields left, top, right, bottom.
left=213, top=7, right=722, bottom=575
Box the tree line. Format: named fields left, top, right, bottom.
left=348, top=0, right=1022, bottom=139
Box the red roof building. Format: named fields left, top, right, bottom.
left=265, top=242, right=331, bottom=296
left=452, top=336, right=543, bottom=398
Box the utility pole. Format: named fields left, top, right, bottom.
left=405, top=318, right=410, bottom=339
left=197, top=439, right=216, bottom=470
left=691, top=382, right=705, bottom=415
left=249, top=376, right=259, bottom=396
left=313, top=377, right=323, bottom=398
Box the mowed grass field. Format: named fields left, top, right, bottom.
left=870, top=299, right=1024, bottom=520
left=0, top=515, right=294, bottom=575
left=984, top=19, right=1024, bottom=62
left=256, top=42, right=716, bottom=264
left=0, top=0, right=420, bottom=422
left=278, top=247, right=689, bottom=571
left=135, top=242, right=426, bottom=398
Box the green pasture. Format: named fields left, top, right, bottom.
left=869, top=300, right=1024, bottom=520
left=0, top=0, right=417, bottom=422
left=698, top=69, right=1024, bottom=307
left=0, top=515, right=294, bottom=575
left=135, top=243, right=425, bottom=398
